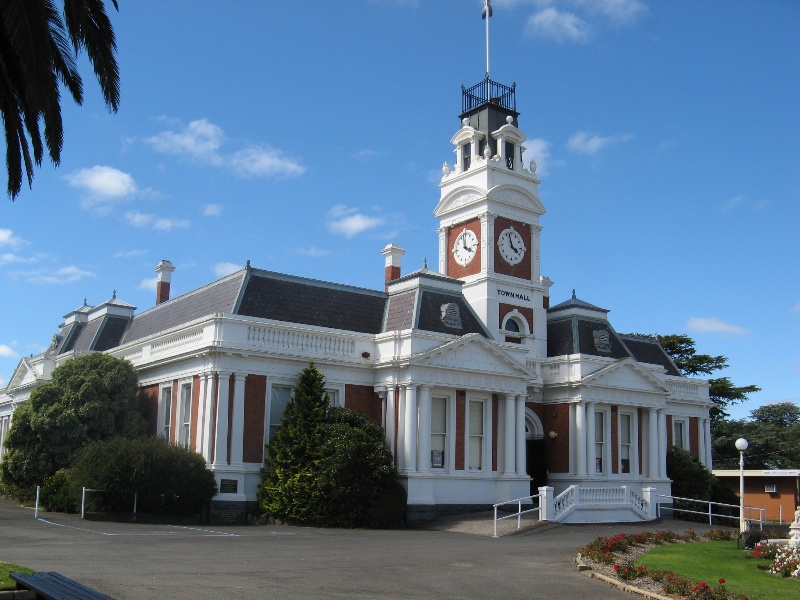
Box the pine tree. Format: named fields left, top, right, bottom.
left=257, top=362, right=330, bottom=523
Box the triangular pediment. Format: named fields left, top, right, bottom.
left=7, top=357, right=42, bottom=390
left=581, top=358, right=670, bottom=396
left=434, top=184, right=545, bottom=219
left=409, top=333, right=535, bottom=381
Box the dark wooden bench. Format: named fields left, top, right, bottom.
left=10, top=571, right=115, bottom=600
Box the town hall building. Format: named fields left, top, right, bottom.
left=0, top=76, right=712, bottom=524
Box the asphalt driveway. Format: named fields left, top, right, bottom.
left=0, top=498, right=709, bottom=599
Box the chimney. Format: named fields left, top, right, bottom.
left=381, top=244, right=405, bottom=292
left=155, top=260, right=176, bottom=305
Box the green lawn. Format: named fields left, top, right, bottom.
left=0, top=561, right=34, bottom=591
left=635, top=541, right=799, bottom=600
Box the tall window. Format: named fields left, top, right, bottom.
left=595, top=411, right=605, bottom=473
left=179, top=383, right=192, bottom=448
left=620, top=413, right=632, bottom=474
left=469, top=400, right=484, bottom=470
left=268, top=385, right=292, bottom=443
left=673, top=420, right=686, bottom=450
left=462, top=142, right=471, bottom=171
left=431, top=397, right=447, bottom=469
left=505, top=141, right=514, bottom=169
left=161, top=386, right=172, bottom=439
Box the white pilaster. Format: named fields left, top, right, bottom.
left=569, top=404, right=577, bottom=474
left=697, top=417, right=707, bottom=468
left=648, top=408, right=659, bottom=479
left=212, top=372, right=231, bottom=466
left=417, top=385, right=432, bottom=472
left=515, top=396, right=527, bottom=476
left=403, top=384, right=418, bottom=473
left=658, top=409, right=667, bottom=478
left=196, top=374, right=208, bottom=458
left=230, top=373, right=246, bottom=465
left=575, top=402, right=587, bottom=476
left=396, top=386, right=405, bottom=471
left=585, top=401, right=596, bottom=476
left=503, top=394, right=516, bottom=475
left=704, top=418, right=713, bottom=469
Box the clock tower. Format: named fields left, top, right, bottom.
left=435, top=77, right=551, bottom=358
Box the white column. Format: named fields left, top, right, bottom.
left=569, top=404, right=577, bottom=474
left=697, top=417, right=707, bottom=468
left=417, top=385, right=432, bottom=472
left=403, top=384, right=418, bottom=473
left=504, top=394, right=516, bottom=475
left=575, top=402, right=587, bottom=476
left=704, top=418, right=713, bottom=470
left=213, top=372, right=231, bottom=465
left=384, top=386, right=396, bottom=462
left=648, top=408, right=659, bottom=479
left=631, top=410, right=640, bottom=477
left=515, top=396, right=527, bottom=476
left=585, top=401, right=596, bottom=476
left=657, top=409, right=668, bottom=478
left=396, top=386, right=405, bottom=471
left=230, top=373, right=246, bottom=465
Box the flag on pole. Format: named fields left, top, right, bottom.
left=482, top=0, right=493, bottom=20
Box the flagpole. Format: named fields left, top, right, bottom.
left=485, top=2, right=491, bottom=80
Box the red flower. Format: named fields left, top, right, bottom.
left=719, top=578, right=725, bottom=584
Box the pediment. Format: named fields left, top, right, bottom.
left=434, top=186, right=486, bottom=218
left=410, top=334, right=534, bottom=380
left=7, top=358, right=42, bottom=390
left=488, top=184, right=545, bottom=216
left=434, top=184, right=545, bottom=219
left=581, top=358, right=670, bottom=396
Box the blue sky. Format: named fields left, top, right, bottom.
left=1, top=0, right=797, bottom=420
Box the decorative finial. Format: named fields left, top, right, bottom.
left=112, top=290, right=117, bottom=299
left=246, top=259, right=251, bottom=269
left=83, top=298, right=87, bottom=306
left=442, top=161, right=450, bottom=176
left=484, top=146, right=491, bottom=159
left=506, top=115, right=513, bottom=124
left=423, top=258, right=428, bottom=269
left=572, top=289, right=576, bottom=299
left=530, top=159, right=537, bottom=174
left=462, top=117, right=469, bottom=128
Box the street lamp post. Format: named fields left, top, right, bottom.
left=735, top=438, right=749, bottom=534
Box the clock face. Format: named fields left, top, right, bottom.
left=497, top=227, right=526, bottom=265
left=452, top=228, right=479, bottom=267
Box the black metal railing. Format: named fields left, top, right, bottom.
left=461, top=77, right=516, bottom=113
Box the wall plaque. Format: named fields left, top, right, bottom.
left=220, top=479, right=238, bottom=494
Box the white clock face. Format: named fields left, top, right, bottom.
left=497, top=227, right=526, bottom=265
left=452, top=228, right=479, bottom=267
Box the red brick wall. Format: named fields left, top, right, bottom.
left=447, top=219, right=482, bottom=278
left=344, top=384, right=382, bottom=425
left=666, top=415, right=673, bottom=449
left=499, top=302, right=534, bottom=335
left=689, top=417, right=699, bottom=459
left=545, top=403, right=570, bottom=473
left=243, top=375, right=267, bottom=463
left=492, top=395, right=499, bottom=472
left=455, top=391, right=466, bottom=471
left=139, top=384, right=159, bottom=436
left=493, top=216, right=532, bottom=279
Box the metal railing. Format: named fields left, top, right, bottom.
left=657, top=494, right=764, bottom=530
left=493, top=493, right=540, bottom=537
left=462, top=77, right=517, bottom=114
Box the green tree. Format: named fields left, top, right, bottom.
left=666, top=447, right=739, bottom=524
left=0, top=0, right=120, bottom=199
left=657, top=334, right=760, bottom=427
left=710, top=402, right=800, bottom=470
left=257, top=362, right=330, bottom=524
left=0, top=353, right=146, bottom=492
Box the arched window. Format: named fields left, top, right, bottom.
left=504, top=318, right=521, bottom=333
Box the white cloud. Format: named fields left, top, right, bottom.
left=567, top=131, right=632, bottom=155
left=124, top=211, right=190, bottom=232
left=230, top=146, right=306, bottom=178
left=213, top=262, right=242, bottom=277
left=790, top=303, right=800, bottom=314
left=720, top=195, right=771, bottom=213
left=0, top=229, right=26, bottom=249
left=65, top=166, right=138, bottom=214
left=138, top=276, right=158, bottom=292
left=327, top=205, right=386, bottom=238
left=0, top=252, right=38, bottom=267
left=295, top=246, right=330, bottom=258
left=114, top=249, right=148, bottom=258
left=686, top=317, right=750, bottom=337
left=203, top=204, right=223, bottom=217
left=352, top=149, right=381, bottom=160
left=522, top=138, right=554, bottom=176
left=526, top=8, right=592, bottom=43
left=573, top=0, right=647, bottom=25
left=146, top=119, right=305, bottom=179
left=0, top=344, right=18, bottom=358
left=16, top=265, right=95, bottom=284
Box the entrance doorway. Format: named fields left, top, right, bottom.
left=524, top=409, right=547, bottom=494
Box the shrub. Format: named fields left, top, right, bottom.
left=70, top=436, right=217, bottom=515
left=769, top=546, right=800, bottom=578
left=39, top=470, right=78, bottom=513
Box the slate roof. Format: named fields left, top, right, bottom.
left=618, top=334, right=681, bottom=376
left=122, top=271, right=246, bottom=344
left=236, top=269, right=386, bottom=334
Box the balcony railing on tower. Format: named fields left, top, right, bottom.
left=461, top=77, right=517, bottom=114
